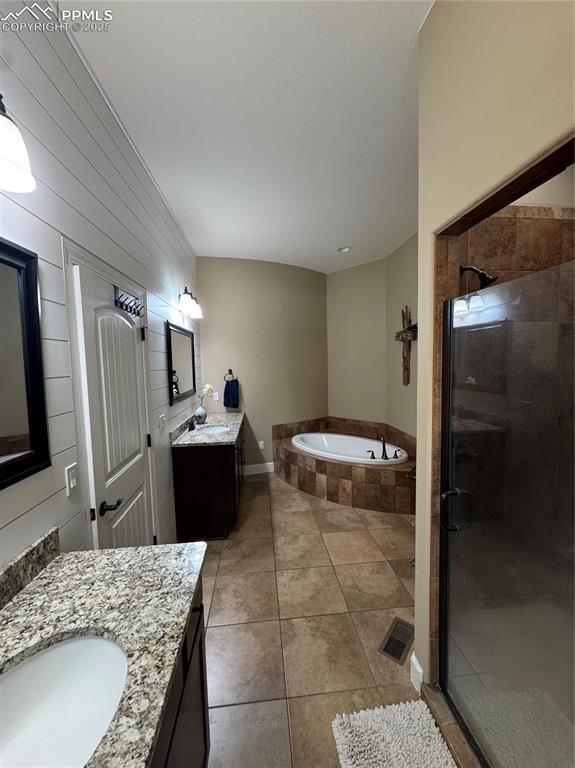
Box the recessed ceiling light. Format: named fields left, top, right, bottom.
left=337, top=246, right=351, bottom=253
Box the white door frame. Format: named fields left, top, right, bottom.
left=63, top=237, right=158, bottom=548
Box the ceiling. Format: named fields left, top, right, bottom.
left=74, top=1, right=431, bottom=273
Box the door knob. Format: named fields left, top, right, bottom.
left=98, top=498, right=123, bottom=516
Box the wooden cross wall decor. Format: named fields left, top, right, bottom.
left=395, top=306, right=418, bottom=385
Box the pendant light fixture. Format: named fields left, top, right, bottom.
left=0, top=94, right=36, bottom=193
left=178, top=287, right=203, bottom=319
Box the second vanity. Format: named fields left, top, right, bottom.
left=0, top=533, right=209, bottom=768
left=171, top=412, right=245, bottom=541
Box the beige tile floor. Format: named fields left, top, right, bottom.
left=203, top=473, right=418, bottom=768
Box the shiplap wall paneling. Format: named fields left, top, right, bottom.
left=0, top=10, right=200, bottom=564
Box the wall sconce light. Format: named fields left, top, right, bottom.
left=178, top=287, right=203, bottom=319
left=0, top=94, right=36, bottom=193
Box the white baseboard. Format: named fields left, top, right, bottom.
left=410, top=652, right=424, bottom=693
left=244, top=461, right=275, bottom=476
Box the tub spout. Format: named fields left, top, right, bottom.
left=377, top=435, right=389, bottom=460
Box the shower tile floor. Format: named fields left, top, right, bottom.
left=202, top=473, right=418, bottom=768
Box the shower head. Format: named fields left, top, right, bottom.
left=459, top=264, right=498, bottom=290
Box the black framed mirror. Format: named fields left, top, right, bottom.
left=166, top=321, right=196, bottom=405
left=0, top=237, right=50, bottom=490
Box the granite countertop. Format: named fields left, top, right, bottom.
left=0, top=541, right=206, bottom=768
left=171, top=411, right=244, bottom=447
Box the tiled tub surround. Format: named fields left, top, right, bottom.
left=171, top=411, right=245, bottom=447
left=0, top=540, right=206, bottom=767
left=273, top=417, right=416, bottom=514
left=0, top=528, right=59, bottom=610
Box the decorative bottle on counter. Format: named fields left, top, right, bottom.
left=193, top=403, right=207, bottom=424
left=193, top=382, right=216, bottom=424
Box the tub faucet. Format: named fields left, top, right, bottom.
left=377, top=435, right=389, bottom=461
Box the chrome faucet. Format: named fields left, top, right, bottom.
left=377, top=434, right=389, bottom=460
left=188, top=415, right=197, bottom=431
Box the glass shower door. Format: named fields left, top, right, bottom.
left=440, top=263, right=574, bottom=768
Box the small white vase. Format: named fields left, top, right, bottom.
left=193, top=404, right=207, bottom=424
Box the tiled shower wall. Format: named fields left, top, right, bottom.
left=428, top=202, right=574, bottom=682
left=442, top=204, right=573, bottom=297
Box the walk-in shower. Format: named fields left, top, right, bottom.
left=440, top=262, right=574, bottom=767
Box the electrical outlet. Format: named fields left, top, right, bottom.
left=64, top=463, right=78, bottom=496
left=159, top=413, right=167, bottom=430
left=258, top=440, right=265, bottom=450
left=213, top=391, right=219, bottom=401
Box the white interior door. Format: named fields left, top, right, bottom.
left=73, top=263, right=153, bottom=549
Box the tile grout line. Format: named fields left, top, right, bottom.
left=274, top=482, right=402, bottom=703
left=271, top=479, right=382, bottom=706
left=206, top=604, right=416, bottom=630
left=203, top=543, right=222, bottom=627
left=267, top=475, right=295, bottom=768
left=207, top=476, right=416, bottom=729
left=206, top=680, right=380, bottom=711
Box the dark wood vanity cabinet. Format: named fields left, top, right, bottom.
left=151, top=586, right=210, bottom=768
left=172, top=425, right=245, bottom=541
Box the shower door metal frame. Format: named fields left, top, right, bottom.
left=438, top=297, right=491, bottom=768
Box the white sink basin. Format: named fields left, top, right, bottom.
left=0, top=637, right=127, bottom=767
left=197, top=425, right=230, bottom=434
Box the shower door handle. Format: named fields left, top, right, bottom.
left=441, top=488, right=471, bottom=532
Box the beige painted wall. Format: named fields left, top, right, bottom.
left=385, top=235, right=418, bottom=437
left=516, top=164, right=574, bottom=206
left=327, top=234, right=418, bottom=436
left=416, top=0, right=574, bottom=680
left=198, top=257, right=328, bottom=465
left=327, top=258, right=388, bottom=424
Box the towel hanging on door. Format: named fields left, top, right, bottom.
left=223, top=369, right=239, bottom=408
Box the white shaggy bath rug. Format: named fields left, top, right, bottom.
left=332, top=699, right=457, bottom=768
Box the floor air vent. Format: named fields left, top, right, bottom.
left=378, top=618, right=414, bottom=665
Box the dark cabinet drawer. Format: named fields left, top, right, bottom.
left=151, top=598, right=210, bottom=768
left=166, top=614, right=209, bottom=768
left=149, top=655, right=184, bottom=768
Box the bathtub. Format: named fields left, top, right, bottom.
left=291, top=432, right=408, bottom=465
